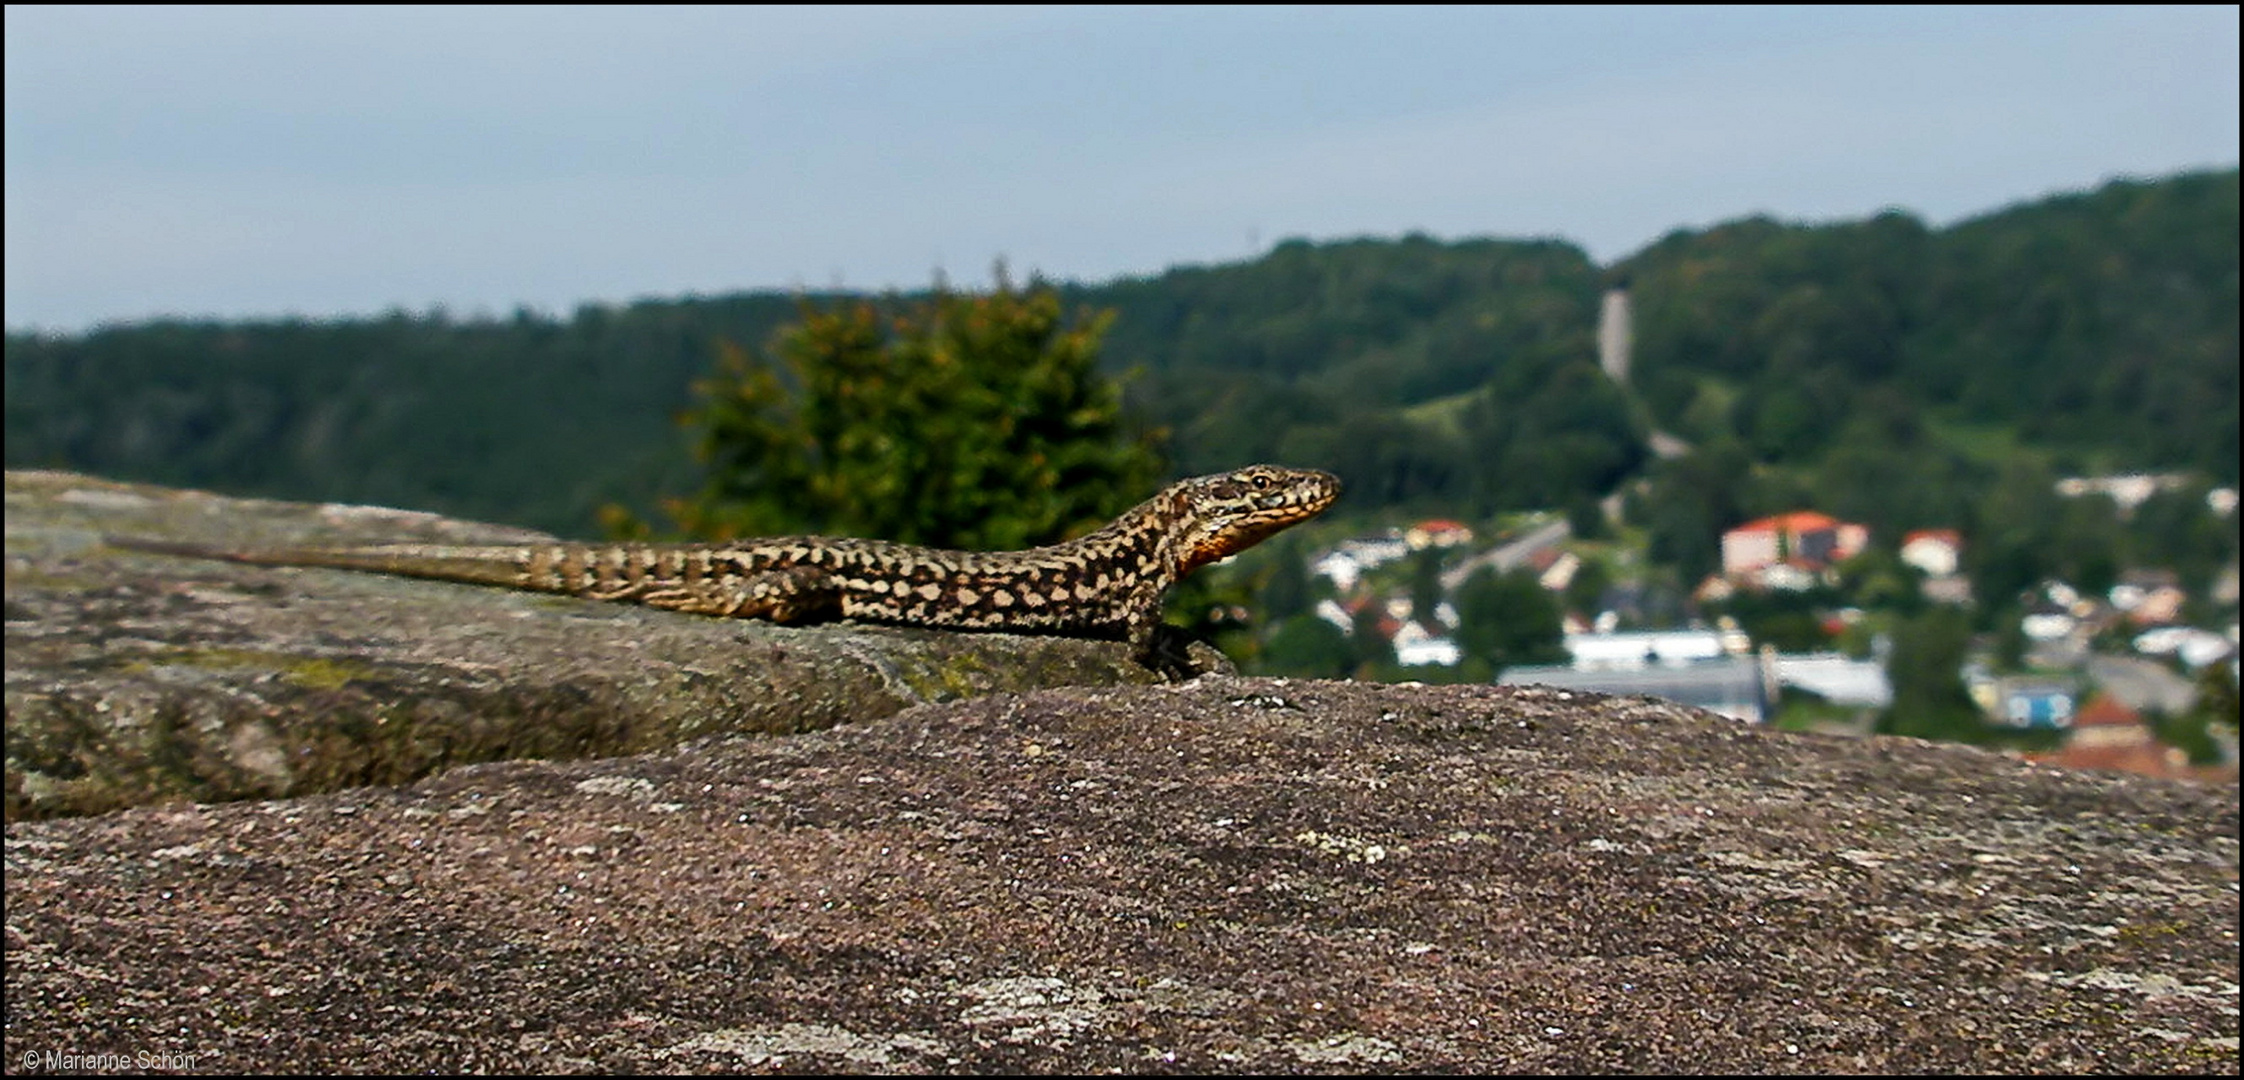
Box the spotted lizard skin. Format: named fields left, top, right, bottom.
left=110, top=465, right=1340, bottom=663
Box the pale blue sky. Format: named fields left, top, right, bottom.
left=6, top=5, right=2238, bottom=332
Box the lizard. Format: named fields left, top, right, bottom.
left=106, top=464, right=1340, bottom=668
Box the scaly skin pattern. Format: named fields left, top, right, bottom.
left=109, top=465, right=1340, bottom=662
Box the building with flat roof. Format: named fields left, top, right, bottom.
left=1772, top=652, right=1892, bottom=708
left=1501, top=657, right=1769, bottom=724
left=1560, top=628, right=1748, bottom=671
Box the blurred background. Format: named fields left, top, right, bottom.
left=6, top=6, right=2236, bottom=772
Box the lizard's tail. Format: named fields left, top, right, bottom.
left=104, top=535, right=544, bottom=590
left=104, top=536, right=246, bottom=561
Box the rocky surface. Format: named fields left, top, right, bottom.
left=5, top=676, right=2237, bottom=1073
left=4, top=470, right=1219, bottom=820
left=4, top=471, right=2237, bottom=1072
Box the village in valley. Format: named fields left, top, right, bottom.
left=1236, top=275, right=2240, bottom=785
left=1279, top=471, right=2241, bottom=785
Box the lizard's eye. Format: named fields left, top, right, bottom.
left=1251, top=475, right=1270, bottom=490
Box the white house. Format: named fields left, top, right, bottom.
left=1393, top=621, right=1462, bottom=667
left=1314, top=598, right=1353, bottom=633
left=1720, top=511, right=1868, bottom=577
left=1311, top=534, right=1412, bottom=591
left=1900, top=529, right=1963, bottom=578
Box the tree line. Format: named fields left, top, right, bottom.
left=7, top=169, right=2235, bottom=555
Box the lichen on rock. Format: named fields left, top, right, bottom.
left=4, top=470, right=1221, bottom=820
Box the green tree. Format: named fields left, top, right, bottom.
left=7, top=169, right=2233, bottom=543
left=1460, top=359, right=1645, bottom=514
left=2150, top=661, right=2239, bottom=766
left=1453, top=567, right=1567, bottom=677
left=1718, top=586, right=1836, bottom=653
left=2049, top=494, right=2124, bottom=596
left=1967, top=457, right=2067, bottom=620
left=1258, top=539, right=1314, bottom=623
left=1629, top=438, right=1754, bottom=582
left=656, top=275, right=1164, bottom=548
left=1833, top=546, right=1925, bottom=615
left=1408, top=547, right=1445, bottom=626
left=2128, top=482, right=2239, bottom=595
left=1565, top=495, right=1609, bottom=541
left=1878, top=607, right=1986, bottom=742
left=1350, top=603, right=1397, bottom=673
left=1260, top=613, right=1355, bottom=678
left=1563, top=552, right=1614, bottom=617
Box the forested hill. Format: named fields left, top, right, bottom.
left=6, top=168, right=2236, bottom=537
left=1620, top=168, right=2239, bottom=483
left=1068, top=234, right=1633, bottom=513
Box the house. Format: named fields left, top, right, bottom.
left=2026, top=694, right=2238, bottom=782
left=1310, top=552, right=1362, bottom=592
left=2133, top=626, right=2237, bottom=668
left=1561, top=629, right=1738, bottom=671
left=1755, top=562, right=1821, bottom=592
left=1921, top=575, right=1974, bottom=605
left=2126, top=586, right=2188, bottom=627
left=1392, top=620, right=1462, bottom=667
left=1501, top=657, right=1769, bottom=724
left=1313, top=598, right=1353, bottom=633
left=1404, top=519, right=1474, bottom=550
left=2026, top=695, right=2178, bottom=777
left=1720, top=512, right=1869, bottom=578
left=1693, top=574, right=1736, bottom=605
left=1312, top=532, right=1412, bottom=591
left=1537, top=550, right=1581, bottom=593
left=1899, top=529, right=1963, bottom=578
left=1971, top=672, right=2076, bottom=729
left=1771, top=652, right=1892, bottom=708
left=1503, top=622, right=1768, bottom=722
left=2054, top=473, right=2187, bottom=515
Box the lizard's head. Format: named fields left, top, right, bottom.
left=1166, top=464, right=1340, bottom=573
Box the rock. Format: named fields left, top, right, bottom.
left=4, top=675, right=2236, bottom=1072
left=3, top=470, right=1224, bottom=820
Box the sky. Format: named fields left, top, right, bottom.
left=5, top=5, right=2238, bottom=333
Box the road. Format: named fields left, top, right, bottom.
left=2085, top=653, right=2199, bottom=715
left=1440, top=517, right=1571, bottom=592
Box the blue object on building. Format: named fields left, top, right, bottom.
left=2001, top=686, right=2076, bottom=729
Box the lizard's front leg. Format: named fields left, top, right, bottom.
left=1127, top=615, right=1161, bottom=667
left=639, top=566, right=842, bottom=622
left=1124, top=585, right=1204, bottom=680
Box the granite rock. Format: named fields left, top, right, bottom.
left=5, top=675, right=2236, bottom=1072
left=4, top=470, right=1219, bottom=820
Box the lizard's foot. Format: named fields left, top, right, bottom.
left=1140, top=624, right=1220, bottom=682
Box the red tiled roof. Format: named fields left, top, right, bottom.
left=2072, top=693, right=2142, bottom=728
left=1730, top=511, right=1841, bottom=535
left=2029, top=743, right=2178, bottom=777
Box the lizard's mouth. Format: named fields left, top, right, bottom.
left=1182, top=477, right=1340, bottom=571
